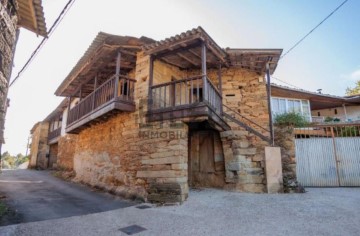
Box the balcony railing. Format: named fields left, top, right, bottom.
left=48, top=127, right=61, bottom=142
left=148, top=75, right=228, bottom=130
left=150, top=75, right=222, bottom=114
left=67, top=75, right=136, bottom=127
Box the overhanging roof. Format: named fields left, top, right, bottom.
left=226, top=49, right=282, bottom=75
left=271, top=84, right=360, bottom=110
left=43, top=98, right=68, bottom=122
left=17, top=0, right=47, bottom=37
left=143, top=26, right=228, bottom=69
left=55, top=32, right=154, bottom=97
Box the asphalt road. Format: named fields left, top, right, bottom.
left=0, top=169, right=134, bottom=226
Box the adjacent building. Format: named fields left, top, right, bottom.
left=0, top=0, right=47, bottom=155
left=271, top=84, right=360, bottom=123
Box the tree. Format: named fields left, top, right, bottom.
left=346, top=80, right=360, bottom=96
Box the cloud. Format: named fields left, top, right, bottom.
left=341, top=68, right=360, bottom=81
left=350, top=69, right=360, bottom=81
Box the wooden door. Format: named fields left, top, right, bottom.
left=189, top=130, right=225, bottom=188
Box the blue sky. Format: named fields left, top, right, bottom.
left=5, top=0, right=360, bottom=154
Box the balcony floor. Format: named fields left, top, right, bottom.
left=146, top=102, right=230, bottom=131
left=66, top=99, right=135, bottom=134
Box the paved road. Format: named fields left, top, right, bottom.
left=1, top=171, right=360, bottom=236
left=0, top=169, right=134, bottom=226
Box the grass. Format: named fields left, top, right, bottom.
left=0, top=200, right=8, bottom=218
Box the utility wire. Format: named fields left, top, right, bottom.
left=272, top=77, right=303, bottom=90
left=9, top=0, right=76, bottom=87
left=280, top=0, right=348, bottom=60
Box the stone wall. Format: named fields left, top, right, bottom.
left=49, top=143, right=58, bottom=168
left=274, top=125, right=297, bottom=192
left=137, top=120, right=189, bottom=203
left=0, top=2, right=18, bottom=145
left=63, top=53, right=189, bottom=203
left=57, top=134, right=78, bottom=170
left=29, top=122, right=49, bottom=169
left=219, top=68, right=270, bottom=193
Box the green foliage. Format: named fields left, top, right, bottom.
left=1, top=152, right=29, bottom=169
left=274, top=112, right=309, bottom=127
left=340, top=127, right=360, bottom=137
left=346, top=80, right=360, bottom=96
left=324, top=117, right=341, bottom=122
left=0, top=201, right=7, bottom=217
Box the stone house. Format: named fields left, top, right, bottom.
left=271, top=84, right=360, bottom=123
left=33, top=27, right=286, bottom=202
left=0, top=0, right=47, bottom=155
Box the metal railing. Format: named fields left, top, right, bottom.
left=67, top=75, right=135, bottom=126
left=222, top=104, right=271, bottom=143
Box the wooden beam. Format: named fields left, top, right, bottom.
left=176, top=52, right=200, bottom=67
left=152, top=41, right=201, bottom=59
left=114, top=52, right=121, bottom=97
left=160, top=57, right=187, bottom=69
left=148, top=56, right=154, bottom=111
left=118, top=48, right=137, bottom=57
left=201, top=41, right=207, bottom=101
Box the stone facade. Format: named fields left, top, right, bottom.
left=53, top=52, right=276, bottom=200
left=57, top=134, right=77, bottom=170
left=274, top=125, right=298, bottom=192
left=48, top=30, right=288, bottom=202
left=219, top=68, right=270, bottom=193
left=29, top=122, right=49, bottom=169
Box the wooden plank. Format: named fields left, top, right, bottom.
left=199, top=131, right=215, bottom=173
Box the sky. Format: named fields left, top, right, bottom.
left=4, top=0, right=360, bottom=155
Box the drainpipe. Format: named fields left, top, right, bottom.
left=343, top=104, right=348, bottom=121
left=266, top=63, right=274, bottom=146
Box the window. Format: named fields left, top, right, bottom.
left=318, top=112, right=321, bottom=116
left=271, top=97, right=311, bottom=121
left=334, top=109, right=338, bottom=115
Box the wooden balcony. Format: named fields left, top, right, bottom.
left=66, top=75, right=136, bottom=134
left=48, top=127, right=61, bottom=144
left=147, top=75, right=230, bottom=131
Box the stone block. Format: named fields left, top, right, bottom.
left=141, top=156, right=184, bottom=165
left=171, top=163, right=187, bottom=170
left=226, top=161, right=241, bottom=171
left=265, top=147, right=283, bottom=193
left=232, top=140, right=250, bottom=148
left=136, top=170, right=185, bottom=178
left=234, top=148, right=257, bottom=155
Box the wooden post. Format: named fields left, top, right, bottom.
left=93, top=76, right=97, bottom=109
left=218, top=63, right=223, bottom=113
left=148, top=55, right=154, bottom=110
left=114, top=52, right=121, bottom=98
left=79, top=85, right=83, bottom=101
left=67, top=96, right=72, bottom=126
left=266, top=63, right=274, bottom=146
left=201, top=41, right=207, bottom=102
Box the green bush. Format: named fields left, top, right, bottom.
left=274, top=112, right=309, bottom=127
left=324, top=117, right=340, bottom=122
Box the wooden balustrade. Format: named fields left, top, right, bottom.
left=150, top=75, right=222, bottom=114
left=67, top=75, right=136, bottom=127
left=48, top=127, right=61, bottom=142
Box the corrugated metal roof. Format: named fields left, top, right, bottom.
left=17, top=0, right=47, bottom=37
